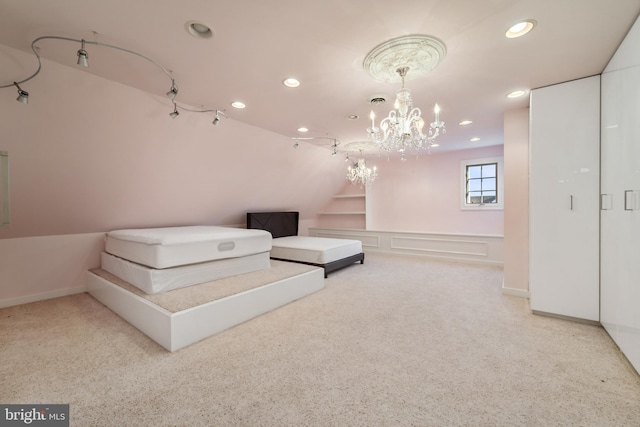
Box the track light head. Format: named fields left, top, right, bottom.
left=166, top=80, right=178, bottom=100
left=77, top=39, right=89, bottom=67
left=212, top=110, right=226, bottom=126
left=169, top=103, right=179, bottom=119
left=331, top=139, right=339, bottom=156
left=212, top=110, right=222, bottom=125
left=13, top=82, right=28, bottom=104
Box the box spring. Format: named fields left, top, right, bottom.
left=101, top=251, right=271, bottom=295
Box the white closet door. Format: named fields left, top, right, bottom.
left=601, top=65, right=640, bottom=370
left=529, top=76, right=600, bottom=321
left=600, top=69, right=621, bottom=339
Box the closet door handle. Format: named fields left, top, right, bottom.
left=601, top=194, right=613, bottom=210
left=625, top=190, right=639, bottom=211
left=570, top=195, right=574, bottom=210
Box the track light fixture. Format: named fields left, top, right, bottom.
left=166, top=79, right=178, bottom=100
left=13, top=82, right=28, bottom=104
left=212, top=110, right=227, bottom=125
left=77, top=39, right=89, bottom=67
left=2, top=34, right=225, bottom=125
left=169, top=103, right=179, bottom=119
left=290, top=136, right=340, bottom=155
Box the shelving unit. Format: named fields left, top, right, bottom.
left=317, top=186, right=370, bottom=229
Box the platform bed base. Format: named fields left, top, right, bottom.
left=271, top=252, right=364, bottom=278
left=86, top=267, right=324, bottom=352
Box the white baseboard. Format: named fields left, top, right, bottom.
left=501, top=278, right=530, bottom=298
left=501, top=286, right=530, bottom=299
left=0, top=286, right=87, bottom=309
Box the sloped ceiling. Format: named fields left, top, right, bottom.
left=1, top=0, right=639, bottom=155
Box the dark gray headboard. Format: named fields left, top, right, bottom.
left=246, top=212, right=299, bottom=238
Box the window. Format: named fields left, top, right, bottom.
left=0, top=151, right=8, bottom=227
left=460, top=156, right=504, bottom=210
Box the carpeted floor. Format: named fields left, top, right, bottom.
left=1, top=253, right=639, bottom=426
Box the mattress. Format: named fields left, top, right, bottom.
left=270, top=236, right=362, bottom=265
left=105, top=226, right=272, bottom=269
left=101, top=251, right=271, bottom=294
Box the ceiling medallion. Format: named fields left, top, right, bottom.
left=363, top=34, right=446, bottom=83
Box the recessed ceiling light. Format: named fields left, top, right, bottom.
left=507, top=90, right=527, bottom=98
left=506, top=20, right=536, bottom=38
left=283, top=78, right=300, bottom=88
left=231, top=101, right=246, bottom=109
left=459, top=120, right=473, bottom=126
left=346, top=115, right=359, bottom=120
left=470, top=137, right=481, bottom=142
left=297, top=127, right=308, bottom=133
left=185, top=21, right=214, bottom=39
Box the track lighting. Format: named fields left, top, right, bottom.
left=166, top=80, right=178, bottom=100
left=169, top=103, right=179, bottom=119
left=3, top=35, right=224, bottom=122
left=290, top=136, right=340, bottom=155
left=77, top=39, right=89, bottom=67
left=13, top=82, right=28, bottom=104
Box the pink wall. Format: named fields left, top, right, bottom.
left=0, top=45, right=349, bottom=239
left=368, top=145, right=504, bottom=235
left=503, top=108, right=529, bottom=293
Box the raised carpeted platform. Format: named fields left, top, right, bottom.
left=87, top=260, right=324, bottom=351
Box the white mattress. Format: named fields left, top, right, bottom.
left=270, top=236, right=362, bottom=264
left=101, top=251, right=271, bottom=294
left=105, top=226, right=272, bottom=269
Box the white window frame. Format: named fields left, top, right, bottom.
left=460, top=156, right=504, bottom=211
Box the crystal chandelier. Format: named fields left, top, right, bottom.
left=367, top=66, right=445, bottom=161
left=347, top=155, right=377, bottom=187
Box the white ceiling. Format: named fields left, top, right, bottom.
left=1, top=0, right=639, bottom=155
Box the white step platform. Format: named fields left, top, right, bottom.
left=86, top=260, right=324, bottom=352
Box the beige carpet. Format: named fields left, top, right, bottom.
left=1, top=253, right=639, bottom=426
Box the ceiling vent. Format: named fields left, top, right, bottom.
left=369, top=95, right=387, bottom=104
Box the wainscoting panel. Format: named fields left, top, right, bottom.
left=390, top=236, right=489, bottom=257
left=312, top=230, right=381, bottom=249
left=309, top=228, right=503, bottom=266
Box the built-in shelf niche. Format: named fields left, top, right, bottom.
left=317, top=183, right=371, bottom=229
